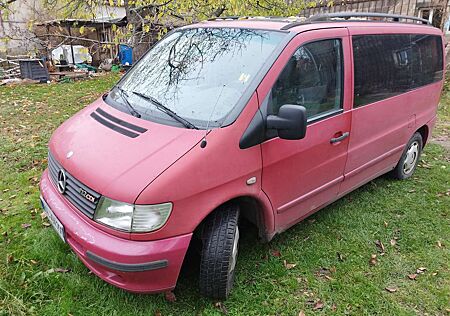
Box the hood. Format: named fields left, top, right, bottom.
left=49, top=98, right=204, bottom=203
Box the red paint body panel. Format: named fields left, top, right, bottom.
left=133, top=93, right=272, bottom=240
left=39, top=20, right=445, bottom=294
left=40, top=170, right=191, bottom=292
left=257, top=28, right=353, bottom=232
left=49, top=98, right=205, bottom=204
left=341, top=25, right=444, bottom=194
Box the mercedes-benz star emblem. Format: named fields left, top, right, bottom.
left=57, top=169, right=67, bottom=194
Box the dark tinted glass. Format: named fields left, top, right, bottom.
left=270, top=39, right=343, bottom=119
left=353, top=34, right=443, bottom=107
left=411, top=34, right=444, bottom=86
left=109, top=28, right=285, bottom=128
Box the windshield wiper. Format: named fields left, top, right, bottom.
left=132, top=91, right=198, bottom=130
left=115, top=86, right=141, bottom=118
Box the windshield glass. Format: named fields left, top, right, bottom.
left=107, top=28, right=286, bottom=128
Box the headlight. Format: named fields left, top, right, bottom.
left=94, top=197, right=172, bottom=233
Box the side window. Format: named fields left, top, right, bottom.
left=269, top=39, right=343, bottom=120
left=411, top=35, right=443, bottom=87
left=353, top=35, right=412, bottom=107
left=353, top=34, right=443, bottom=107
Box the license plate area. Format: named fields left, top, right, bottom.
left=40, top=196, right=65, bottom=242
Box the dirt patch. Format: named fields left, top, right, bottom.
left=430, top=134, right=450, bottom=155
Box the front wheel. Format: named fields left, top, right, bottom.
left=391, top=132, right=423, bottom=180
left=199, top=205, right=240, bottom=299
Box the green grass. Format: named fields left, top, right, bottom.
left=0, top=76, right=449, bottom=316
left=436, top=78, right=450, bottom=139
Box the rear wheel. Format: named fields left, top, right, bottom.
left=392, top=132, right=423, bottom=180
left=199, top=205, right=240, bottom=299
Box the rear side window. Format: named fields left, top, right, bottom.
left=270, top=39, right=343, bottom=119
left=353, top=34, right=443, bottom=107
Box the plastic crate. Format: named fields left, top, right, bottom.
left=19, top=59, right=49, bottom=82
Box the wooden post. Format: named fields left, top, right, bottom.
left=67, top=26, right=76, bottom=65
left=440, top=0, right=450, bottom=30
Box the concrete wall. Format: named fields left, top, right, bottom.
left=0, top=2, right=125, bottom=57
left=0, top=0, right=46, bottom=57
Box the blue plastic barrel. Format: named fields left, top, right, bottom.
left=119, top=44, right=133, bottom=65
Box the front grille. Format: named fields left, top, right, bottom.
left=48, top=153, right=101, bottom=219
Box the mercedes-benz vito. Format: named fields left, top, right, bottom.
left=39, top=13, right=445, bottom=299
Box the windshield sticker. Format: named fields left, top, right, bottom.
left=239, top=73, right=251, bottom=83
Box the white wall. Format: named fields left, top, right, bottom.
left=0, top=2, right=126, bottom=57
left=0, top=0, right=45, bottom=56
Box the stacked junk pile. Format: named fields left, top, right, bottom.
left=1, top=17, right=133, bottom=86
left=0, top=46, right=128, bottom=86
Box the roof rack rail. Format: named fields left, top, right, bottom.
left=208, top=16, right=242, bottom=21
left=281, top=12, right=431, bottom=30
left=206, top=16, right=306, bottom=23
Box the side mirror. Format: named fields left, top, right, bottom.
left=266, top=104, right=307, bottom=140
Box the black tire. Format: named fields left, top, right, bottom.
left=391, top=132, right=423, bottom=180
left=199, top=204, right=240, bottom=299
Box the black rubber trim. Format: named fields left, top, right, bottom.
left=90, top=112, right=139, bottom=138
left=86, top=251, right=168, bottom=272
left=95, top=108, right=147, bottom=133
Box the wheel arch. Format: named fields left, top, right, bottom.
left=194, top=194, right=275, bottom=243
left=416, top=125, right=429, bottom=147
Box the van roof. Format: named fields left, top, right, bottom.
left=189, top=12, right=439, bottom=34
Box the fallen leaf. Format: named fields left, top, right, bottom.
left=164, top=291, right=176, bottom=302
left=331, top=303, right=337, bottom=311
left=42, top=222, right=51, bottom=227
left=54, top=268, right=71, bottom=273
left=384, top=221, right=388, bottom=227
left=408, top=274, right=417, bottom=280
left=313, top=300, right=324, bottom=310
left=283, top=260, right=297, bottom=269
left=416, top=267, right=427, bottom=274
left=324, top=275, right=334, bottom=281
left=7, top=254, right=14, bottom=263
left=154, top=310, right=162, bottom=316
left=437, top=240, right=442, bottom=248
left=337, top=252, right=345, bottom=261
left=214, top=301, right=228, bottom=314
left=270, top=249, right=281, bottom=257
left=298, top=311, right=306, bottom=316
left=375, top=240, right=385, bottom=253
left=390, top=239, right=397, bottom=246
left=40, top=212, right=47, bottom=220
left=385, top=286, right=397, bottom=293
left=369, top=254, right=377, bottom=266
left=30, top=259, right=38, bottom=265
left=21, top=223, right=31, bottom=229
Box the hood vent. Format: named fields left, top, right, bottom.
left=90, top=107, right=147, bottom=138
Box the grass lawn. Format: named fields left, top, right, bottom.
left=0, top=75, right=449, bottom=316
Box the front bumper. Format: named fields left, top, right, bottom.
left=39, top=169, right=192, bottom=293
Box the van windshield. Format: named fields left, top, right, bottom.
left=106, top=28, right=286, bottom=128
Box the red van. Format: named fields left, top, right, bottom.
left=39, top=13, right=445, bottom=299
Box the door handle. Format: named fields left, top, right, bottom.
left=330, top=132, right=349, bottom=144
